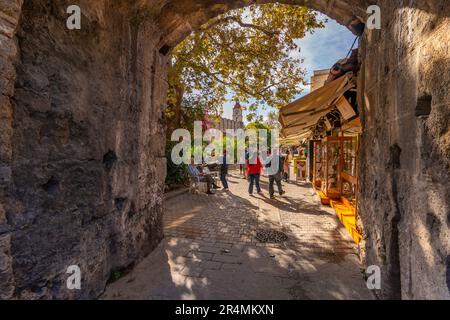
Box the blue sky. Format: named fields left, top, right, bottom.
left=222, top=14, right=356, bottom=122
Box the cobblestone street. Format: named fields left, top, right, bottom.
left=102, top=172, right=373, bottom=300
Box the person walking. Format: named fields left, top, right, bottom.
left=246, top=151, right=262, bottom=195
left=220, top=150, right=229, bottom=190
left=242, top=147, right=249, bottom=180
left=266, top=151, right=285, bottom=199
left=283, top=150, right=291, bottom=182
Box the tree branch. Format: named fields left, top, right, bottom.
left=198, top=65, right=280, bottom=99
left=199, top=16, right=279, bottom=37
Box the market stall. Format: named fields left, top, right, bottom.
left=329, top=135, right=362, bottom=244
left=312, top=140, right=322, bottom=189
left=317, top=136, right=341, bottom=203
left=278, top=71, right=363, bottom=245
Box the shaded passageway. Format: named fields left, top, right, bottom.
left=102, top=172, right=372, bottom=299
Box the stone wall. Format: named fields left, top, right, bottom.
left=358, top=0, right=450, bottom=299
left=0, top=0, right=23, bottom=300
left=217, top=117, right=244, bottom=132
left=0, top=0, right=448, bottom=299
left=1, top=0, right=167, bottom=299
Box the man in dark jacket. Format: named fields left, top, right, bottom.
left=266, top=151, right=285, bottom=199
left=220, top=150, right=229, bottom=190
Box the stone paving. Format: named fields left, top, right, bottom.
left=102, top=172, right=374, bottom=300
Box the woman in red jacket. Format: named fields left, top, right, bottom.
left=246, top=152, right=263, bottom=195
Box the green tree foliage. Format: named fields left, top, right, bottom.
left=246, top=121, right=273, bottom=147
left=165, top=140, right=188, bottom=189
left=265, top=111, right=282, bottom=130
left=166, top=3, right=326, bottom=127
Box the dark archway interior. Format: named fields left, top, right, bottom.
left=0, top=0, right=449, bottom=299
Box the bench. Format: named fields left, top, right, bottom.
left=187, top=165, right=220, bottom=194
left=189, top=176, right=209, bottom=194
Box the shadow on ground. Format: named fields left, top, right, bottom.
left=101, top=173, right=374, bottom=300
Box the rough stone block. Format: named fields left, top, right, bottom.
left=0, top=233, right=14, bottom=299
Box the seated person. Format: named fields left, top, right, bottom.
left=188, top=158, right=219, bottom=194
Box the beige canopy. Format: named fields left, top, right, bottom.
left=279, top=131, right=311, bottom=146
left=279, top=74, right=355, bottom=138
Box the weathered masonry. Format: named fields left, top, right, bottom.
left=0, top=0, right=449, bottom=299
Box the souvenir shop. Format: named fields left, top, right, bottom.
left=279, top=66, right=363, bottom=244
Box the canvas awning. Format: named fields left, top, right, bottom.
left=279, top=74, right=355, bottom=138
left=279, top=131, right=311, bottom=146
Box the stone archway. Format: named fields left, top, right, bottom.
left=0, top=0, right=449, bottom=300
left=153, top=0, right=367, bottom=48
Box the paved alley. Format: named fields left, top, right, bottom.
left=102, top=172, right=373, bottom=300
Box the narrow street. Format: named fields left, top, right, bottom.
left=102, top=172, right=373, bottom=300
